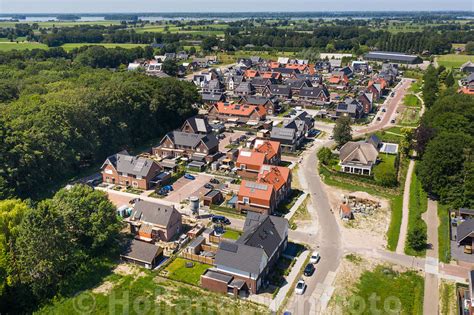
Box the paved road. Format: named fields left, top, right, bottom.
left=396, top=158, right=415, bottom=254
left=354, top=78, right=412, bottom=136
left=285, top=140, right=343, bottom=314
left=423, top=199, right=440, bottom=315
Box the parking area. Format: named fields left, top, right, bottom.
left=164, top=173, right=214, bottom=203
left=218, top=130, right=245, bottom=152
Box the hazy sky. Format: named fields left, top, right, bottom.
left=0, top=0, right=472, bottom=13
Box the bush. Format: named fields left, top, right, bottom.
left=317, top=147, right=333, bottom=165
left=408, top=224, right=427, bottom=252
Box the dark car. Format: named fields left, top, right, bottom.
left=210, top=178, right=220, bottom=184
left=211, top=215, right=231, bottom=225
left=204, top=183, right=214, bottom=190
left=304, top=263, right=315, bottom=276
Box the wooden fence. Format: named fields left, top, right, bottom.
left=181, top=252, right=215, bottom=265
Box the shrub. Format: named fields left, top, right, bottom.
left=408, top=224, right=427, bottom=251
left=317, top=147, right=333, bottom=165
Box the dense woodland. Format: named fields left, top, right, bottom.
left=416, top=69, right=474, bottom=209
left=0, top=55, right=199, bottom=200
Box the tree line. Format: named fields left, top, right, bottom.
left=0, top=185, right=122, bottom=313
left=0, top=59, right=199, bottom=200
left=416, top=71, right=474, bottom=208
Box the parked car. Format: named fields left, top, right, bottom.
left=391, top=119, right=396, bottom=124
left=210, top=178, right=220, bottom=184
left=376, top=117, right=381, bottom=121
left=214, top=224, right=225, bottom=236
left=162, top=185, right=174, bottom=192
left=381, top=108, right=386, bottom=112
left=129, top=198, right=141, bottom=204
left=390, top=92, right=395, bottom=97
left=211, top=215, right=231, bottom=225
left=204, top=183, right=214, bottom=190
left=309, top=251, right=320, bottom=264
left=304, top=263, right=315, bottom=276
left=184, top=174, right=195, bottom=180
left=295, top=280, right=306, bottom=295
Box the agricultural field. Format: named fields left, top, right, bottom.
left=133, top=24, right=228, bottom=36
left=217, top=50, right=296, bottom=64
left=61, top=43, right=148, bottom=51
left=437, top=54, right=474, bottom=68
left=0, top=41, right=48, bottom=51
left=0, top=20, right=121, bottom=28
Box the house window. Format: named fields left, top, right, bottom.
left=197, top=148, right=201, bottom=152
left=243, top=197, right=250, bottom=204
left=240, top=164, right=246, bottom=170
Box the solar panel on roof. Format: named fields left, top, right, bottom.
left=220, top=242, right=238, bottom=253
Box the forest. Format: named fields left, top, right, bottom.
left=0, top=55, right=199, bottom=200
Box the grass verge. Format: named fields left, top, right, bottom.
left=438, top=203, right=451, bottom=263
left=405, top=170, right=428, bottom=257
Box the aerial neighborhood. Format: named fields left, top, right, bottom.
left=1, top=9, right=473, bottom=315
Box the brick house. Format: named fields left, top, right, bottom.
left=253, top=139, right=281, bottom=165
left=239, top=96, right=278, bottom=116
left=152, top=131, right=218, bottom=161
left=207, top=102, right=266, bottom=124
left=257, top=165, right=291, bottom=204
left=237, top=180, right=276, bottom=215
left=180, top=116, right=212, bottom=134
left=101, top=151, right=162, bottom=189
left=126, top=200, right=182, bottom=242
left=298, top=86, right=330, bottom=105
left=201, top=212, right=288, bottom=296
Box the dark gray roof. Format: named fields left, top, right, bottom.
left=121, top=239, right=161, bottom=263
left=268, top=84, right=291, bottom=96
left=336, top=98, right=362, bottom=114
left=273, top=68, right=300, bottom=75
left=271, top=127, right=296, bottom=141
left=164, top=131, right=218, bottom=150
left=202, top=92, right=225, bottom=102
left=251, top=77, right=276, bottom=87
left=457, top=218, right=474, bottom=244
left=131, top=200, right=180, bottom=227
left=215, top=240, right=265, bottom=276
left=235, top=82, right=255, bottom=93
left=367, top=134, right=382, bottom=149
left=184, top=116, right=212, bottom=133
left=285, top=79, right=312, bottom=90
left=103, top=152, right=158, bottom=177
left=243, top=95, right=273, bottom=106
left=203, top=269, right=233, bottom=283
left=299, top=86, right=329, bottom=98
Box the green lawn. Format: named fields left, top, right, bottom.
left=437, top=54, right=473, bottom=68
left=61, top=43, right=148, bottom=51
left=399, top=106, right=421, bottom=127
left=438, top=203, right=451, bottom=263
left=0, top=41, right=48, bottom=51
left=164, top=258, right=211, bottom=286
left=409, top=81, right=422, bottom=94
left=373, top=153, right=397, bottom=175
left=349, top=265, right=424, bottom=315
left=222, top=228, right=242, bottom=240
left=403, top=94, right=421, bottom=107
left=387, top=194, right=404, bottom=251
left=405, top=170, right=428, bottom=257
left=38, top=265, right=267, bottom=314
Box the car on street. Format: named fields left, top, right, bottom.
left=295, top=279, right=306, bottom=295
left=304, top=263, right=315, bottom=276
left=184, top=174, right=195, bottom=180
left=381, top=108, right=386, bottom=112
left=391, top=119, right=396, bottom=124
left=210, top=178, right=220, bottom=184
left=204, top=183, right=214, bottom=190
left=309, top=251, right=320, bottom=264
left=211, top=215, right=231, bottom=225
left=162, top=185, right=174, bottom=191
left=376, top=117, right=381, bottom=121
left=390, top=92, right=395, bottom=97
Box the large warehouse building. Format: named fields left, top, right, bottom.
left=364, top=51, right=423, bottom=64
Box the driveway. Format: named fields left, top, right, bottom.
left=218, top=130, right=245, bottom=152
left=354, top=78, right=412, bottom=136
left=164, top=173, right=213, bottom=203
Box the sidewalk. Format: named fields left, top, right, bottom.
left=268, top=250, right=310, bottom=312
left=284, top=192, right=309, bottom=221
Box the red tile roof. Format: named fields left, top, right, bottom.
left=214, top=102, right=266, bottom=118
left=236, top=150, right=266, bottom=169
left=254, top=140, right=280, bottom=161
left=244, top=69, right=259, bottom=78
left=238, top=180, right=274, bottom=204
left=257, top=165, right=290, bottom=191
left=270, top=62, right=281, bottom=69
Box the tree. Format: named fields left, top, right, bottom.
left=422, top=64, right=439, bottom=109
left=161, top=59, right=178, bottom=76
left=444, top=71, right=455, bottom=88
left=51, top=185, right=121, bottom=255
left=317, top=147, right=333, bottom=166
left=407, top=224, right=427, bottom=252
left=333, top=116, right=352, bottom=147
left=465, top=41, right=474, bottom=54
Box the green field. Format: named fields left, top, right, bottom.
left=164, top=258, right=211, bottom=286
left=61, top=43, right=148, bottom=51
left=133, top=24, right=227, bottom=36
left=0, top=42, right=148, bottom=52
left=437, top=54, right=474, bottom=68
left=0, top=41, right=48, bottom=51
left=0, top=20, right=121, bottom=28
left=403, top=94, right=421, bottom=107
left=349, top=265, right=424, bottom=314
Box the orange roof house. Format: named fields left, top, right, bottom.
left=253, top=139, right=281, bottom=165
left=209, top=102, right=267, bottom=122
left=257, top=165, right=291, bottom=192
left=237, top=180, right=276, bottom=214
left=328, top=74, right=349, bottom=85
left=244, top=69, right=260, bottom=79
left=286, top=64, right=308, bottom=72
left=262, top=72, right=282, bottom=80
left=270, top=61, right=281, bottom=69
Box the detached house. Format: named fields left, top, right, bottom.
left=299, top=86, right=330, bottom=105
left=152, top=131, right=218, bottom=161
left=208, top=102, right=267, bottom=124
left=101, top=151, right=162, bottom=190
left=236, top=150, right=266, bottom=179
left=127, top=200, right=182, bottom=242
left=339, top=141, right=379, bottom=175
left=201, top=212, right=288, bottom=296
left=336, top=98, right=364, bottom=119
